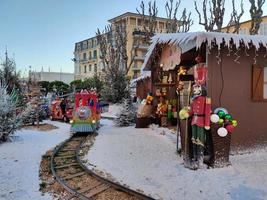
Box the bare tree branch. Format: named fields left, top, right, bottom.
left=226, top=0, right=244, bottom=33
left=165, top=0, right=192, bottom=33
left=194, top=0, right=226, bottom=32
left=249, top=0, right=265, bottom=35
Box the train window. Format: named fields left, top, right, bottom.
left=79, top=98, right=83, bottom=106
left=88, top=99, right=94, bottom=106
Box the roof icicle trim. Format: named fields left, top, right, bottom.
left=141, top=31, right=267, bottom=71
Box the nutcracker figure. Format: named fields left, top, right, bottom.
left=189, top=84, right=211, bottom=169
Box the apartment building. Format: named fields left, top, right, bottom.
left=221, top=15, right=267, bottom=35
left=74, top=12, right=176, bottom=80
left=74, top=36, right=102, bottom=80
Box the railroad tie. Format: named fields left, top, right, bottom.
left=77, top=180, right=102, bottom=193
left=56, top=155, right=76, bottom=159
left=54, top=163, right=79, bottom=170
left=85, top=184, right=110, bottom=198
left=63, top=172, right=86, bottom=181
left=60, top=149, right=76, bottom=152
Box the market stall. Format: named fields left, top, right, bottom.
left=138, top=31, right=267, bottom=168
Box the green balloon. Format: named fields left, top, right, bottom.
left=225, top=114, right=233, bottom=121
left=218, top=110, right=226, bottom=118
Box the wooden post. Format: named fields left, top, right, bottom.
left=184, top=81, right=192, bottom=158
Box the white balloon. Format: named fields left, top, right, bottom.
left=210, top=114, right=220, bottom=123
left=217, top=127, right=228, bottom=137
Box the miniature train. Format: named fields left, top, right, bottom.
left=70, top=90, right=101, bottom=133
left=50, top=98, right=73, bottom=122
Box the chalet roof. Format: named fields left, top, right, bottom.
left=131, top=71, right=151, bottom=84
left=142, top=31, right=267, bottom=71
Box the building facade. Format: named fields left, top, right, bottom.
left=29, top=71, right=74, bottom=84
left=74, top=36, right=101, bottom=80
left=74, top=12, right=175, bottom=80
left=221, top=15, right=267, bottom=35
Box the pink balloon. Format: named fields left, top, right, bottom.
left=226, top=125, right=235, bottom=133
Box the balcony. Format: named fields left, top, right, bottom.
left=133, top=55, right=145, bottom=61
left=132, top=30, right=146, bottom=38
left=132, top=65, right=140, bottom=71
left=133, top=44, right=149, bottom=50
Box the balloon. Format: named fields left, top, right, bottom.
left=232, top=120, right=238, bottom=127
left=218, top=119, right=224, bottom=124
left=218, top=110, right=226, bottom=118
left=210, top=114, right=220, bottom=123
left=224, top=119, right=230, bottom=123
left=214, top=107, right=229, bottom=115
left=225, top=114, right=233, bottom=121
left=226, top=124, right=235, bottom=133
left=217, top=127, right=228, bottom=137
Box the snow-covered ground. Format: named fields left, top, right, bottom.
left=0, top=120, right=71, bottom=200
left=84, top=119, right=267, bottom=200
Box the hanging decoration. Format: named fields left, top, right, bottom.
left=254, top=48, right=258, bottom=64
left=194, top=55, right=208, bottom=85
left=227, top=44, right=233, bottom=57
left=216, top=49, right=222, bottom=64
left=234, top=47, right=241, bottom=64
left=159, top=45, right=181, bottom=71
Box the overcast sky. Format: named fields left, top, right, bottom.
left=0, top=0, right=266, bottom=76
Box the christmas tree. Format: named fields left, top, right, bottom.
left=21, top=99, right=46, bottom=125
left=0, top=84, right=21, bottom=141
left=115, top=98, right=136, bottom=127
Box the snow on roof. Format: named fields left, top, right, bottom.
left=142, top=31, right=267, bottom=71
left=131, top=71, right=151, bottom=84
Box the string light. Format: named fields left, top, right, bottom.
left=244, top=47, right=250, bottom=57
left=254, top=48, right=258, bottom=65
left=216, top=49, right=221, bottom=64
left=178, top=66, right=187, bottom=75
left=234, top=47, right=240, bottom=64
left=227, top=44, right=233, bottom=57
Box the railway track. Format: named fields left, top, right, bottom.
left=51, top=134, right=154, bottom=200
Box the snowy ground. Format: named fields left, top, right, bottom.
left=0, top=120, right=71, bottom=200
left=84, top=119, right=267, bottom=200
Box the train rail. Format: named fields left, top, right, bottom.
left=51, top=134, right=154, bottom=200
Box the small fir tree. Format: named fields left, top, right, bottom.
left=21, top=99, right=46, bottom=125
left=115, top=98, right=136, bottom=127
left=0, top=84, right=21, bottom=141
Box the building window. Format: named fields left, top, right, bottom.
left=93, top=50, right=97, bottom=59
left=83, top=52, right=86, bottom=60
left=137, top=18, right=142, bottom=26
left=252, top=65, right=267, bottom=101
left=133, top=71, right=138, bottom=79
left=94, top=64, right=97, bottom=72
left=159, top=22, right=164, bottom=29
left=239, top=28, right=248, bottom=35
left=89, top=65, right=92, bottom=71
left=84, top=65, right=87, bottom=73
left=89, top=52, right=92, bottom=60
left=259, top=23, right=267, bottom=35
left=79, top=66, right=81, bottom=74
